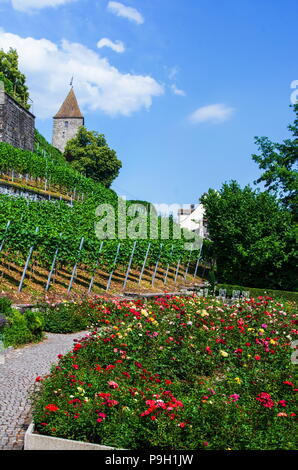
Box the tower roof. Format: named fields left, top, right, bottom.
left=54, top=88, right=83, bottom=119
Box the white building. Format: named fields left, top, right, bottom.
left=178, top=203, right=208, bottom=239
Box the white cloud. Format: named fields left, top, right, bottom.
left=171, top=84, right=186, bottom=97
left=107, top=1, right=144, bottom=25
left=0, top=29, right=164, bottom=118
left=4, top=0, right=77, bottom=12
left=97, top=38, right=125, bottom=53
left=189, top=104, right=235, bottom=124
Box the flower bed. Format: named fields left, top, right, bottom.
left=32, top=295, right=298, bottom=450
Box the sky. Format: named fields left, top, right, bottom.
left=0, top=0, right=297, bottom=207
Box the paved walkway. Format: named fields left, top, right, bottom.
left=0, top=331, right=89, bottom=450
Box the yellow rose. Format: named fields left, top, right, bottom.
left=220, top=350, right=229, bottom=357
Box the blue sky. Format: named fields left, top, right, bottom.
left=0, top=0, right=297, bottom=206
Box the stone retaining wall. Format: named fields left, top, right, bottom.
left=0, top=87, right=35, bottom=152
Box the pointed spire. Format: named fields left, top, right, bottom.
left=54, top=88, right=83, bottom=119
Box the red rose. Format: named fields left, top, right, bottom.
left=108, top=381, right=119, bottom=389
left=45, top=404, right=59, bottom=412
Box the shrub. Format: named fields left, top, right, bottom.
left=3, top=309, right=44, bottom=347
left=40, top=303, right=90, bottom=334
left=0, top=314, right=7, bottom=330
left=3, top=311, right=34, bottom=346
left=0, top=297, right=13, bottom=316
left=24, top=310, right=44, bottom=338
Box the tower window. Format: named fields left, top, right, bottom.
left=64, top=121, right=69, bottom=128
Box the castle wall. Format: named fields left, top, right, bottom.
left=52, top=117, right=84, bottom=153
left=0, top=87, right=35, bottom=152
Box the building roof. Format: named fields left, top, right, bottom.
left=53, top=88, right=83, bottom=119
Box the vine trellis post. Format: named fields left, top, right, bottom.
left=106, top=243, right=121, bottom=292
left=164, top=244, right=174, bottom=285
left=138, top=242, right=151, bottom=285
left=184, top=244, right=194, bottom=280
left=88, top=241, right=104, bottom=294
left=193, top=242, right=203, bottom=279
left=174, top=258, right=181, bottom=284
left=45, top=233, right=63, bottom=292
left=123, top=241, right=137, bottom=290
left=152, top=244, right=163, bottom=287
left=67, top=237, right=84, bottom=293
left=18, top=226, right=39, bottom=292
left=0, top=220, right=11, bottom=252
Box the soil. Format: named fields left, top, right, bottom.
left=0, top=255, right=207, bottom=305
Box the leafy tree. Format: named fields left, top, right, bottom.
left=64, top=126, right=122, bottom=187
left=252, top=104, right=298, bottom=216
left=0, top=48, right=30, bottom=110
left=201, top=181, right=297, bottom=291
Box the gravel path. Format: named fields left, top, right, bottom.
left=0, top=331, right=89, bottom=450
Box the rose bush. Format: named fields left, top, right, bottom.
left=32, top=295, right=297, bottom=449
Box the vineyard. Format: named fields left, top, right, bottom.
left=0, top=194, right=205, bottom=297
left=0, top=137, right=207, bottom=301
left=0, top=140, right=118, bottom=203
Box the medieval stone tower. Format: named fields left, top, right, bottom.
left=52, top=87, right=84, bottom=153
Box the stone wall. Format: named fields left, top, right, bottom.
left=0, top=87, right=35, bottom=152
left=0, top=181, right=72, bottom=205
left=52, top=117, right=84, bottom=153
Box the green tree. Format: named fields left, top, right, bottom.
left=0, top=48, right=30, bottom=110
left=201, top=181, right=297, bottom=291
left=252, top=104, right=298, bottom=216
left=64, top=126, right=122, bottom=187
